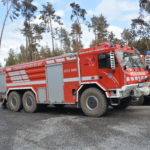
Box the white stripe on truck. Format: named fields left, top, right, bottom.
left=63, top=76, right=99, bottom=82
left=7, top=80, right=46, bottom=87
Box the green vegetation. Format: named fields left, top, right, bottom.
left=0, top=0, right=149, bottom=66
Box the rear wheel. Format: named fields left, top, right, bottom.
left=23, top=91, right=37, bottom=113
left=8, top=91, right=22, bottom=112
left=112, top=98, right=131, bottom=110
left=80, top=88, right=108, bottom=117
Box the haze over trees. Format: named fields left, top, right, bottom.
left=0, top=0, right=149, bottom=66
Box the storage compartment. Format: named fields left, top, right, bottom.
left=46, top=64, right=64, bottom=104
left=0, top=73, right=6, bottom=96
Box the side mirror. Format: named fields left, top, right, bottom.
left=110, top=52, right=116, bottom=72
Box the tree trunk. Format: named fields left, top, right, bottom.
left=25, top=36, right=28, bottom=60
left=49, top=17, right=55, bottom=55
left=60, top=27, right=63, bottom=51
left=75, top=33, right=78, bottom=52
left=145, top=38, right=149, bottom=50
left=94, top=30, right=96, bottom=41
left=0, top=5, right=11, bottom=49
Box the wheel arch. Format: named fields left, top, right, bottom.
left=7, top=87, right=37, bottom=99
left=77, top=82, right=108, bottom=103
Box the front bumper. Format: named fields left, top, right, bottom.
left=108, top=82, right=150, bottom=98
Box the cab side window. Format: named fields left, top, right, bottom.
left=98, top=53, right=110, bottom=69
left=98, top=53, right=118, bottom=69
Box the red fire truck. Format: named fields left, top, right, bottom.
left=0, top=42, right=150, bottom=117
left=140, top=51, right=150, bottom=105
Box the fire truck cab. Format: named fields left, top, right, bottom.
left=144, top=51, right=150, bottom=69
left=0, top=42, right=150, bottom=117
left=141, top=51, right=150, bottom=104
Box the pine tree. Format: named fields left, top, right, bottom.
left=89, top=15, right=109, bottom=46
left=70, top=2, right=87, bottom=51
left=70, top=23, right=83, bottom=52
left=140, top=0, right=150, bottom=14
left=0, top=0, right=20, bottom=49
left=121, top=29, right=135, bottom=45
left=20, top=0, right=37, bottom=61
left=5, top=49, right=17, bottom=66
left=58, top=28, right=71, bottom=53
left=40, top=2, right=62, bottom=55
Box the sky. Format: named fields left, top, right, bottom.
left=0, top=0, right=140, bottom=66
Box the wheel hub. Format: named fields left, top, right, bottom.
left=86, top=96, right=98, bottom=110
left=26, top=96, right=32, bottom=107
left=12, top=97, right=17, bottom=106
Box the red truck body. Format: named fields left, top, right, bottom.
left=0, top=42, right=150, bottom=116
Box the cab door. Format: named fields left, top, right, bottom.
left=97, top=53, right=122, bottom=89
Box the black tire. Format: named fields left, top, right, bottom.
left=112, top=98, right=131, bottom=110
left=22, top=91, right=37, bottom=113
left=80, top=88, right=108, bottom=117
left=131, top=96, right=144, bottom=105
left=8, top=91, right=22, bottom=112
left=138, top=96, right=144, bottom=105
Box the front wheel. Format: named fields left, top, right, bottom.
left=131, top=96, right=144, bottom=105
left=80, top=88, right=108, bottom=117
left=22, top=91, right=37, bottom=113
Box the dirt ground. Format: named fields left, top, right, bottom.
left=0, top=106, right=150, bottom=150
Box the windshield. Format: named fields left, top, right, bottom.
left=117, top=51, right=144, bottom=68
